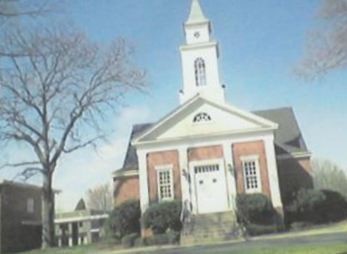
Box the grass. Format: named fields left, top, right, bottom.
left=18, top=220, right=347, bottom=254
left=18, top=243, right=115, bottom=254
left=22, top=243, right=347, bottom=254
left=253, top=219, right=347, bottom=241
left=186, top=244, right=347, bottom=254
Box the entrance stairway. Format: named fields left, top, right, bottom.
left=180, top=211, right=243, bottom=245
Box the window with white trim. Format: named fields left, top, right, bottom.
left=242, top=156, right=261, bottom=193
left=27, top=198, right=34, bottom=213
left=156, top=167, right=174, bottom=201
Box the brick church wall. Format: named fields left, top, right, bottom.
left=277, top=157, right=313, bottom=205
left=113, top=176, right=140, bottom=206
left=188, top=145, right=224, bottom=161
left=232, top=140, right=272, bottom=199
left=147, top=150, right=181, bottom=203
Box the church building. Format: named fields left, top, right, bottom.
left=113, top=0, right=312, bottom=231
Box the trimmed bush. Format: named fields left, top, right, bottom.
left=236, top=193, right=276, bottom=225
left=290, top=222, right=313, bottom=231
left=246, top=224, right=279, bottom=236
left=134, top=237, right=145, bottom=247
left=287, top=189, right=347, bottom=225
left=144, top=231, right=180, bottom=246
left=143, top=200, right=182, bottom=234
left=121, top=233, right=139, bottom=248
left=105, top=200, right=141, bottom=239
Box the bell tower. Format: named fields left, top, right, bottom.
left=179, top=0, right=225, bottom=104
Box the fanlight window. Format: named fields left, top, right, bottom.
left=193, top=112, right=211, bottom=123
left=194, top=58, right=207, bottom=87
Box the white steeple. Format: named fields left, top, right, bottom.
left=186, top=0, right=208, bottom=25
left=179, top=0, right=225, bottom=104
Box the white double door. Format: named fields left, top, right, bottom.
left=193, top=161, right=229, bottom=214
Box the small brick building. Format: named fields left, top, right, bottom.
left=0, top=181, right=42, bottom=253
left=113, top=0, right=313, bottom=236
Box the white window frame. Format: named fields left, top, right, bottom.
left=27, top=198, right=34, bottom=213
left=241, top=155, right=262, bottom=194
left=155, top=165, right=174, bottom=202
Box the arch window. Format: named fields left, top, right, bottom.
left=194, top=58, right=207, bottom=87
left=193, top=112, right=212, bottom=123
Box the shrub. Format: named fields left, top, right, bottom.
left=134, top=237, right=145, bottom=247
left=290, top=222, right=313, bottom=231
left=144, top=231, right=180, bottom=246
left=121, top=233, right=139, bottom=248
left=105, top=200, right=141, bottom=239
left=287, top=189, right=347, bottom=225
left=143, top=200, right=182, bottom=234
left=236, top=193, right=276, bottom=225
left=246, top=224, right=279, bottom=236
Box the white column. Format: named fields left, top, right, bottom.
left=58, top=237, right=62, bottom=247
left=137, top=150, right=149, bottom=213
left=68, top=223, right=73, bottom=247
left=223, top=142, right=237, bottom=211
left=264, top=136, right=283, bottom=208
left=178, top=147, right=189, bottom=205
left=78, top=237, right=82, bottom=245
left=68, top=237, right=73, bottom=247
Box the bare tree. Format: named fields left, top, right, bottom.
left=86, top=183, right=113, bottom=212
left=312, top=158, right=347, bottom=198
left=296, top=0, right=347, bottom=79
left=0, top=0, right=50, bottom=18
left=0, top=27, right=145, bottom=248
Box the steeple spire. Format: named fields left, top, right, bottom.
left=180, top=0, right=225, bottom=104
left=186, top=0, right=208, bottom=25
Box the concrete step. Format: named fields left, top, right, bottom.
left=180, top=211, right=243, bottom=245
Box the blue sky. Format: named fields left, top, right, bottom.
left=2, top=0, right=347, bottom=211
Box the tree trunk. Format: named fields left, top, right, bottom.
left=41, top=171, right=55, bottom=249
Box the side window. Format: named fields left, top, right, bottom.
left=156, top=166, right=174, bottom=201
left=27, top=198, right=34, bottom=213
left=242, top=156, right=262, bottom=193
left=194, top=58, right=207, bottom=87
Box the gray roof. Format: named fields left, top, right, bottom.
left=122, top=123, right=153, bottom=170
left=253, top=107, right=308, bottom=155
left=119, top=107, right=309, bottom=172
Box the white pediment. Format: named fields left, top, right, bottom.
left=134, top=96, right=278, bottom=144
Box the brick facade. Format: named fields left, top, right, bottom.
left=113, top=144, right=312, bottom=213
left=277, top=157, right=313, bottom=204
left=113, top=176, right=140, bottom=206
left=147, top=150, right=181, bottom=203
left=188, top=145, right=223, bottom=161
left=232, top=140, right=272, bottom=198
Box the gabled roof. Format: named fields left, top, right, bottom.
left=115, top=106, right=309, bottom=175
left=254, top=107, right=309, bottom=155
left=132, top=96, right=278, bottom=144
left=122, top=123, right=153, bottom=170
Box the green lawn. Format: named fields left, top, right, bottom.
left=20, top=243, right=347, bottom=254
left=182, top=244, right=347, bottom=254
left=18, top=220, right=347, bottom=254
